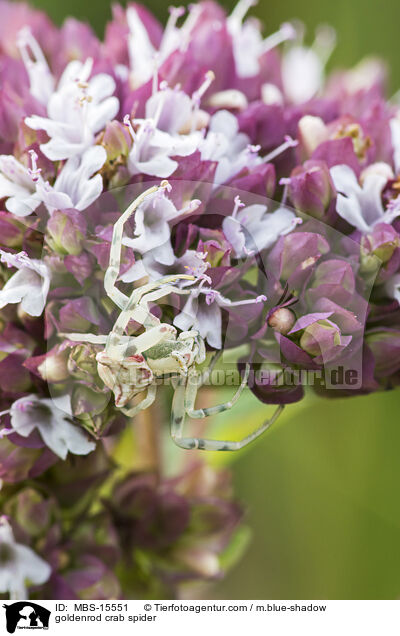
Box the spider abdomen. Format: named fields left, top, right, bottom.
left=144, top=340, right=186, bottom=360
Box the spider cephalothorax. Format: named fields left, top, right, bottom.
left=61, top=181, right=282, bottom=450
left=96, top=350, right=154, bottom=408
left=95, top=326, right=203, bottom=408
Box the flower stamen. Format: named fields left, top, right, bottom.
left=262, top=135, right=298, bottom=163
left=28, top=150, right=42, bottom=183
left=262, top=22, right=297, bottom=54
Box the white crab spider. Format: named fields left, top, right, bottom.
left=61, top=181, right=283, bottom=450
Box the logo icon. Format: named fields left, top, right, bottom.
left=3, top=602, right=50, bottom=633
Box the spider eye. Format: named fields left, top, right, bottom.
left=127, top=354, right=145, bottom=363
left=96, top=352, right=111, bottom=364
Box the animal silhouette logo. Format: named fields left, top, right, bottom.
left=3, top=602, right=50, bottom=633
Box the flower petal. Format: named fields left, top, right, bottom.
left=14, top=544, right=52, bottom=586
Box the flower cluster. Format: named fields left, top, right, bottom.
left=1, top=0, right=400, bottom=599
left=0, top=452, right=243, bottom=599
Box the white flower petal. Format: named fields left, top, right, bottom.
left=57, top=58, right=93, bottom=91
left=44, top=417, right=96, bottom=457
left=6, top=192, right=41, bottom=217
left=330, top=164, right=387, bottom=232
left=0, top=258, right=50, bottom=316
left=37, top=418, right=73, bottom=459
left=0, top=566, right=18, bottom=596
left=390, top=118, right=400, bottom=173
left=9, top=395, right=95, bottom=459
left=0, top=518, right=51, bottom=599
left=52, top=147, right=106, bottom=211
left=132, top=155, right=178, bottom=178
left=25, top=114, right=72, bottom=137
left=25, top=61, right=119, bottom=161
left=209, top=109, right=239, bottom=139
left=120, top=259, right=148, bottom=283
left=146, top=90, right=193, bottom=135
left=37, top=397, right=96, bottom=459
left=35, top=182, right=73, bottom=212
left=89, top=97, right=119, bottom=133
left=386, top=273, right=400, bottom=303
left=9, top=395, right=40, bottom=437
left=89, top=73, right=116, bottom=103
left=126, top=6, right=156, bottom=85
left=173, top=294, right=198, bottom=333
left=0, top=156, right=34, bottom=189
left=282, top=46, right=323, bottom=104
left=197, top=301, right=223, bottom=349
left=14, top=545, right=52, bottom=586
left=39, top=138, right=88, bottom=162
left=0, top=158, right=40, bottom=217
left=78, top=145, right=108, bottom=178
left=74, top=174, right=104, bottom=211
left=222, top=216, right=246, bottom=256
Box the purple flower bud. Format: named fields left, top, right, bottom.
left=307, top=259, right=355, bottom=306
left=298, top=318, right=352, bottom=363
left=71, top=385, right=110, bottom=419
left=312, top=297, right=363, bottom=333
left=70, top=384, right=115, bottom=437
left=228, top=163, right=276, bottom=198
left=67, top=343, right=105, bottom=392
left=0, top=212, right=25, bottom=248
left=47, top=209, right=87, bottom=256
left=268, top=307, right=296, bottom=334
left=64, top=252, right=94, bottom=285
left=110, top=473, right=190, bottom=551
left=4, top=487, right=54, bottom=537
left=366, top=329, right=400, bottom=377
left=63, top=555, right=120, bottom=600
left=250, top=361, right=305, bottom=404
left=238, top=103, right=286, bottom=153
left=361, top=222, right=400, bottom=272
left=0, top=324, right=35, bottom=393
left=312, top=137, right=360, bottom=174
left=24, top=344, right=69, bottom=383
left=289, top=159, right=334, bottom=219
left=269, top=232, right=330, bottom=287
left=98, top=120, right=132, bottom=162
left=53, top=19, right=102, bottom=76
left=174, top=546, right=220, bottom=578
left=58, top=297, right=101, bottom=332
left=0, top=436, right=57, bottom=484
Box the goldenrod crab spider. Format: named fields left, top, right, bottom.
left=60, top=180, right=283, bottom=451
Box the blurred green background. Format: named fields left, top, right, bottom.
left=24, top=0, right=400, bottom=599
left=27, top=0, right=400, bottom=92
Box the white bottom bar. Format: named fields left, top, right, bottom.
left=1, top=599, right=398, bottom=635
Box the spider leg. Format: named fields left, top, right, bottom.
left=199, top=350, right=222, bottom=384
left=106, top=276, right=195, bottom=356
left=58, top=333, right=109, bottom=344
left=196, top=337, right=206, bottom=364
left=120, top=384, right=157, bottom=417
left=104, top=182, right=170, bottom=310
left=108, top=281, right=193, bottom=336
left=171, top=351, right=188, bottom=375
left=104, top=176, right=194, bottom=313
left=122, top=276, right=196, bottom=317
left=185, top=365, right=249, bottom=419
left=177, top=330, right=199, bottom=339
left=131, top=324, right=177, bottom=354
left=126, top=304, right=161, bottom=330
left=177, top=331, right=206, bottom=364
left=126, top=284, right=193, bottom=331
left=170, top=365, right=284, bottom=451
